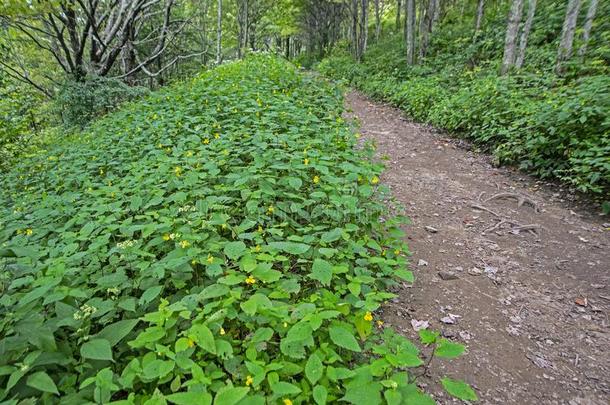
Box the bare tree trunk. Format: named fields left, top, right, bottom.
left=433, top=0, right=441, bottom=25
left=352, top=0, right=359, bottom=58
left=374, top=0, right=381, bottom=41
left=515, top=0, right=537, bottom=68
left=405, top=0, right=416, bottom=64
left=500, top=0, right=524, bottom=75
left=473, top=0, right=485, bottom=40
left=216, top=0, right=222, bottom=64
left=578, top=0, right=598, bottom=58
left=419, top=0, right=436, bottom=59
left=360, top=0, right=369, bottom=56
left=396, top=0, right=403, bottom=29
left=556, top=0, right=582, bottom=73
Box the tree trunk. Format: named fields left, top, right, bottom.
left=360, top=0, right=369, bottom=57
left=396, top=0, right=402, bottom=29
left=578, top=0, right=598, bottom=58
left=473, top=0, right=485, bottom=40
left=405, top=0, right=416, bottom=64
left=419, top=0, right=436, bottom=59
left=432, top=0, right=441, bottom=25
left=515, top=0, right=537, bottom=68
left=352, top=0, right=359, bottom=58
left=500, top=0, right=524, bottom=75
left=374, top=0, right=381, bottom=41
left=556, top=0, right=582, bottom=73
left=216, top=0, right=222, bottom=64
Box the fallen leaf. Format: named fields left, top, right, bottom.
left=574, top=297, right=588, bottom=307
left=411, top=319, right=429, bottom=331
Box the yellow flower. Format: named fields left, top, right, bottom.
left=267, top=205, right=274, bottom=214
left=245, top=276, right=256, bottom=285
left=186, top=150, right=193, bottom=157
left=163, top=234, right=171, bottom=241
left=179, top=240, right=190, bottom=249
left=283, top=322, right=288, bottom=328
left=221, top=223, right=228, bottom=229
left=381, top=249, right=386, bottom=256
left=394, top=249, right=400, bottom=255
left=174, top=166, right=183, bottom=177
left=99, top=168, right=104, bottom=175
left=25, top=228, right=33, bottom=236
left=187, top=338, right=195, bottom=348
left=245, top=375, right=253, bottom=386
left=303, top=158, right=309, bottom=165
left=377, top=320, right=384, bottom=327
left=313, top=175, right=320, bottom=184
left=257, top=225, right=263, bottom=233
left=364, top=311, right=373, bottom=322
left=207, top=254, right=214, bottom=264
left=283, top=399, right=293, bottom=405
left=214, top=133, right=220, bottom=139
left=371, top=176, right=379, bottom=184
left=254, top=245, right=261, bottom=252
left=203, top=138, right=210, bottom=144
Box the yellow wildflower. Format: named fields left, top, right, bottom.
left=174, top=166, right=183, bottom=177
left=303, top=158, right=309, bottom=165
left=283, top=322, right=288, bottom=328
left=220, top=327, right=226, bottom=336
left=187, top=338, right=195, bottom=348
left=99, top=168, right=104, bottom=175
left=245, top=276, right=256, bottom=285
left=254, top=245, right=261, bottom=252
left=186, top=150, right=193, bottom=157
left=313, top=175, right=320, bottom=184
left=394, top=249, right=400, bottom=255
left=267, top=205, right=274, bottom=214
left=377, top=320, right=384, bottom=327
left=246, top=375, right=253, bottom=386
left=25, top=229, right=33, bottom=236
left=179, top=240, right=190, bottom=249
left=214, top=133, right=220, bottom=139
left=207, top=254, right=214, bottom=264
left=371, top=176, right=379, bottom=184
left=163, top=234, right=171, bottom=241
left=257, top=225, right=263, bottom=233
left=364, top=311, right=373, bottom=322
left=283, top=399, right=293, bottom=405
left=221, top=223, right=227, bottom=229
left=203, top=138, right=210, bottom=144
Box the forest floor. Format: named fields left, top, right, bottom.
left=344, top=91, right=610, bottom=405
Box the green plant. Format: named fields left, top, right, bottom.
left=0, top=55, right=471, bottom=404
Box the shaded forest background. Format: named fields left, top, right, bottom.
left=1, top=0, right=608, bottom=197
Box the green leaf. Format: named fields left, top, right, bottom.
left=418, top=329, right=439, bottom=345
left=139, top=285, right=163, bottom=306
left=190, top=324, right=216, bottom=354
left=434, top=339, right=465, bottom=359
left=394, top=269, right=414, bottom=283
left=96, top=319, right=139, bottom=346
left=224, top=241, right=247, bottom=260
left=213, top=386, right=249, bottom=405
left=313, top=385, right=328, bottom=405
left=166, top=392, right=212, bottom=405
left=441, top=377, right=478, bottom=401
left=321, top=228, right=342, bottom=243
left=26, top=371, right=59, bottom=395
left=288, top=177, right=302, bottom=189
left=268, top=241, right=310, bottom=255
left=305, top=353, right=324, bottom=385
left=310, top=258, right=332, bottom=286
left=329, top=325, right=361, bottom=352
left=80, top=338, right=113, bottom=361
left=271, top=381, right=302, bottom=395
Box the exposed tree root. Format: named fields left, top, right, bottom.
left=484, top=192, right=540, bottom=213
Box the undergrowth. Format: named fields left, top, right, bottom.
left=0, top=56, right=472, bottom=404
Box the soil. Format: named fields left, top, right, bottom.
left=344, top=91, right=610, bottom=405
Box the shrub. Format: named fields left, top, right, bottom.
left=0, top=56, right=469, bottom=403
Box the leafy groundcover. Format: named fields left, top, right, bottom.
left=0, top=56, right=468, bottom=404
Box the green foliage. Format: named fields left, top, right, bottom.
left=441, top=377, right=478, bottom=401
left=318, top=37, right=610, bottom=196
left=0, top=55, right=464, bottom=403
left=55, top=76, right=149, bottom=128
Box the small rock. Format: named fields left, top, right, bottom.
left=417, top=259, right=428, bottom=267
left=424, top=226, right=438, bottom=233
left=438, top=271, right=459, bottom=280
left=440, top=313, right=461, bottom=324
left=468, top=267, right=483, bottom=276
left=459, top=331, right=472, bottom=341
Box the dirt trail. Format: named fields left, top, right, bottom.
left=344, top=91, right=610, bottom=405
